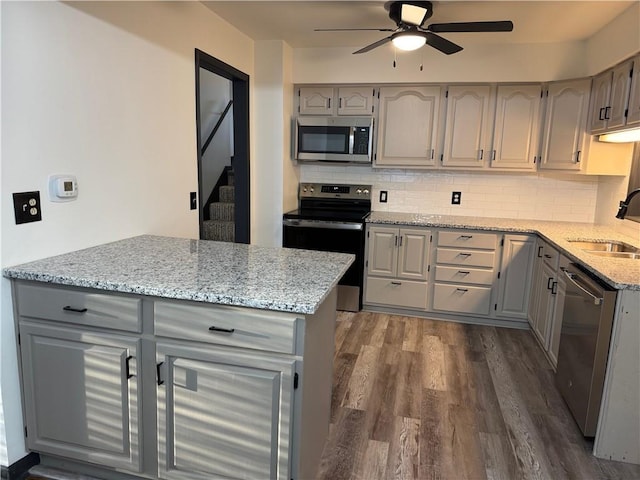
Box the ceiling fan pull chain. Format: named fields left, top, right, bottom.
left=393, top=47, right=397, bottom=68
left=420, top=49, right=424, bottom=71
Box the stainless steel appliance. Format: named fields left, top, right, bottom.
left=295, top=116, right=374, bottom=164
left=282, top=183, right=371, bottom=311
left=556, top=263, right=617, bottom=436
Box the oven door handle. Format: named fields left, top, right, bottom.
left=283, top=219, right=364, bottom=231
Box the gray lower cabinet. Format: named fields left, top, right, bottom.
left=19, top=321, right=142, bottom=472
left=156, top=342, right=295, bottom=480
left=495, top=234, right=535, bottom=320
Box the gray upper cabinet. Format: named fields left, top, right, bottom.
left=156, top=342, right=295, bottom=480
left=589, top=60, right=633, bottom=133
left=442, top=85, right=493, bottom=168
left=490, top=84, right=542, bottom=171
left=627, top=55, right=640, bottom=126
left=539, top=79, right=591, bottom=171
left=19, top=321, right=142, bottom=472
left=298, top=86, right=375, bottom=116
left=375, top=85, right=441, bottom=167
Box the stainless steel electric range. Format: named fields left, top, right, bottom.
left=282, top=183, right=372, bottom=311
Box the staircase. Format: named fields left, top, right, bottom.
left=203, top=169, right=235, bottom=242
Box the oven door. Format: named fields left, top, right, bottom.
left=282, top=219, right=365, bottom=311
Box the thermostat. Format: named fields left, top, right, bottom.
left=48, top=175, right=78, bottom=202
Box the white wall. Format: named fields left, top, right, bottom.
left=1, top=1, right=254, bottom=466
left=253, top=40, right=296, bottom=247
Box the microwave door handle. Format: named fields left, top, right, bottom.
left=349, top=126, right=355, bottom=155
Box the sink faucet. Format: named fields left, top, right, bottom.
left=616, top=188, right=640, bottom=219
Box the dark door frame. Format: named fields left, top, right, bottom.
left=195, top=49, right=250, bottom=244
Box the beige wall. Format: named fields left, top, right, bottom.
left=1, top=0, right=254, bottom=465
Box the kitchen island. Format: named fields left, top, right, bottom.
left=3, top=235, right=354, bottom=480
left=366, top=212, right=640, bottom=465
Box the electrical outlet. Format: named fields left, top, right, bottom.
left=190, top=192, right=197, bottom=210
left=13, top=191, right=42, bottom=224
left=380, top=191, right=388, bottom=203
left=451, top=191, right=462, bottom=205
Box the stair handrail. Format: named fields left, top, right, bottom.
left=201, top=99, right=233, bottom=156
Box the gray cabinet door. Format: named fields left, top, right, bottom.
left=496, top=234, right=535, bottom=320
left=156, top=342, right=295, bottom=480
left=19, top=322, right=142, bottom=472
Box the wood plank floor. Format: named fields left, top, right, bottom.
left=317, top=312, right=640, bottom=480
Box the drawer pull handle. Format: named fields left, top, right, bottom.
left=156, top=362, right=164, bottom=386
left=390, top=281, right=402, bottom=285
left=458, top=235, right=473, bottom=240
left=209, top=326, right=235, bottom=334
left=544, top=254, right=552, bottom=259
left=125, top=355, right=134, bottom=379
left=456, top=288, right=469, bottom=293
left=458, top=253, right=472, bottom=257
left=63, top=306, right=88, bottom=313
left=457, top=271, right=470, bottom=275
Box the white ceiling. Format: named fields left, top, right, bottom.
left=202, top=1, right=636, bottom=52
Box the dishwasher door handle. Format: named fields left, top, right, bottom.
left=563, top=270, right=603, bottom=306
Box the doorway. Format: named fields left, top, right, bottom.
left=195, top=49, right=250, bottom=244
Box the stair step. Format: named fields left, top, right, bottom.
left=219, top=185, right=235, bottom=203
left=209, top=202, right=234, bottom=221
left=227, top=169, right=235, bottom=186
left=203, top=220, right=235, bottom=242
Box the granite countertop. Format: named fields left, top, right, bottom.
left=367, top=212, right=640, bottom=290
left=2, top=235, right=355, bottom=314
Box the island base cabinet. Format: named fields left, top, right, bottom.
left=156, top=342, right=295, bottom=480
left=18, top=322, right=142, bottom=472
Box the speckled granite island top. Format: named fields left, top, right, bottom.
left=2, top=235, right=355, bottom=314
left=368, top=212, right=640, bottom=290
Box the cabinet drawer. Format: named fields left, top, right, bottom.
left=154, top=300, right=298, bottom=354
left=365, top=277, right=428, bottom=310
left=542, top=245, right=560, bottom=269
left=15, top=283, right=141, bottom=332
left=437, top=231, right=497, bottom=250
left=434, top=266, right=495, bottom=286
left=432, top=283, right=492, bottom=316
left=436, top=248, right=496, bottom=268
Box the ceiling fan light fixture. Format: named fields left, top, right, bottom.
left=392, top=32, right=426, bottom=51
left=400, top=4, right=429, bottom=26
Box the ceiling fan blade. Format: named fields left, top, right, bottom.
left=427, top=21, right=514, bottom=33
left=353, top=36, right=393, bottom=54
left=423, top=32, right=463, bottom=55
left=314, top=28, right=396, bottom=32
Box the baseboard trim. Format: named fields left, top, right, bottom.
left=1, top=453, right=40, bottom=480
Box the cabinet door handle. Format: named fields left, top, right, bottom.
left=547, top=277, right=554, bottom=290
left=599, top=107, right=605, bottom=121
left=327, top=98, right=331, bottom=109
left=208, top=326, right=235, bottom=334
left=339, top=97, right=342, bottom=109
left=394, top=235, right=398, bottom=247
left=492, top=150, right=496, bottom=161
left=456, top=288, right=469, bottom=293
left=125, top=355, right=134, bottom=379
left=399, top=235, right=403, bottom=247
left=63, top=306, right=88, bottom=313
left=551, top=281, right=558, bottom=295
left=575, top=150, right=581, bottom=163
left=479, top=149, right=484, bottom=160
left=430, top=149, right=435, bottom=160
left=390, top=281, right=402, bottom=286
left=156, top=362, right=164, bottom=386
left=537, top=246, right=543, bottom=258
left=604, top=106, right=611, bottom=120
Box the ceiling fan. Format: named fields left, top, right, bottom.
left=316, top=1, right=514, bottom=55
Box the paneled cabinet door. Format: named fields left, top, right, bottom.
left=367, top=225, right=399, bottom=277
left=626, top=55, right=640, bottom=126
left=589, top=70, right=612, bottom=133
left=298, top=87, right=334, bottom=115
left=337, top=87, right=375, bottom=115
left=491, top=85, right=542, bottom=170
left=607, top=60, right=633, bottom=130
left=19, top=322, right=142, bottom=472
left=442, top=85, right=493, bottom=168
left=376, top=85, right=441, bottom=166
left=532, top=262, right=556, bottom=348
left=157, top=342, right=295, bottom=480
left=495, top=235, right=535, bottom=320
left=539, top=79, right=591, bottom=171
left=527, top=238, right=545, bottom=328
left=397, top=228, right=430, bottom=281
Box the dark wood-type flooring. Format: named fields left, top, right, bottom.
left=317, top=311, right=640, bottom=480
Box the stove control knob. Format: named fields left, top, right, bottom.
left=356, top=189, right=362, bottom=194
left=363, top=189, right=370, bottom=195
left=310, top=187, right=315, bottom=193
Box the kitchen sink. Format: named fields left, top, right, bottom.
left=566, top=239, right=640, bottom=258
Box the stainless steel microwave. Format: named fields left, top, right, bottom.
left=295, top=116, right=374, bottom=164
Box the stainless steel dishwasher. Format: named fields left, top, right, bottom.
left=555, top=263, right=617, bottom=437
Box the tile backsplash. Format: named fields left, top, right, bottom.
left=300, top=166, right=599, bottom=223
